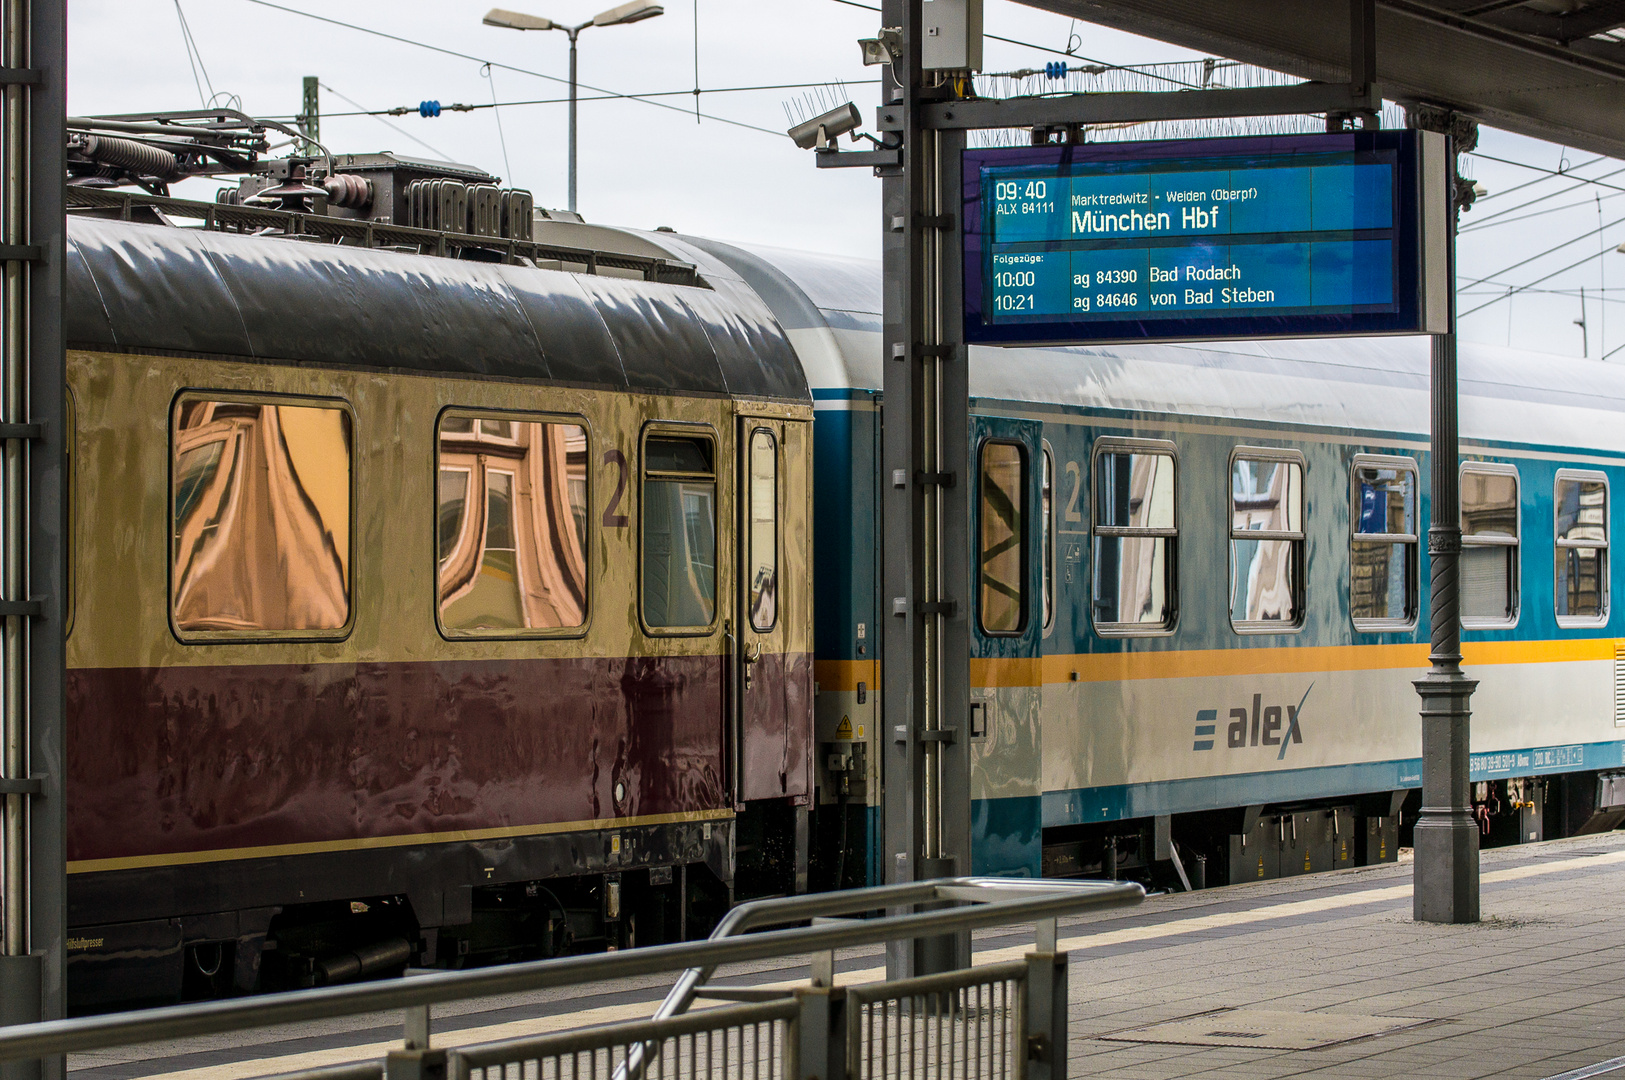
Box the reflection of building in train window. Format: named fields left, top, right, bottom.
left=747, top=429, right=778, bottom=632
left=170, top=397, right=352, bottom=636
left=979, top=440, right=1026, bottom=635
left=436, top=413, right=588, bottom=634
left=643, top=433, right=716, bottom=630
left=1230, top=450, right=1305, bottom=631
left=1555, top=469, right=1608, bottom=625
left=1091, top=440, right=1176, bottom=634
left=1350, top=457, right=1418, bottom=630
left=1461, top=462, right=1520, bottom=628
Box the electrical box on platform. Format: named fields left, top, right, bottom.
left=923, top=0, right=982, bottom=72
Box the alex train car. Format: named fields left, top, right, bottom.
left=686, top=237, right=1625, bottom=889
left=64, top=214, right=813, bottom=1007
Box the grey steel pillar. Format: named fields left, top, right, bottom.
left=0, top=0, right=66, bottom=1075
left=1410, top=109, right=1479, bottom=925
left=880, top=0, right=971, bottom=977
left=566, top=28, right=578, bottom=213
left=880, top=0, right=927, bottom=975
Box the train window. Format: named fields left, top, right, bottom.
left=979, top=440, right=1027, bottom=635
left=1350, top=456, right=1419, bottom=630
left=1230, top=449, right=1305, bottom=631
left=747, top=429, right=778, bottom=632
left=436, top=412, right=588, bottom=635
left=1555, top=470, right=1608, bottom=625
left=1461, top=462, right=1520, bottom=628
left=1090, top=439, right=1177, bottom=634
left=1041, top=443, right=1055, bottom=633
left=170, top=396, right=352, bottom=639
left=642, top=431, right=717, bottom=631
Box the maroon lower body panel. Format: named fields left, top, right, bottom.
left=66, top=654, right=751, bottom=866
left=741, top=651, right=814, bottom=803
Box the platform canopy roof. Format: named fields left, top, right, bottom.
left=1026, top=0, right=1625, bottom=159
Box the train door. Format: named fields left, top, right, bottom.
left=969, top=414, right=1045, bottom=877
left=732, top=416, right=813, bottom=891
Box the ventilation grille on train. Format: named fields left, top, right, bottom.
left=1615, top=641, right=1625, bottom=726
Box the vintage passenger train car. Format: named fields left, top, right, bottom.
left=62, top=149, right=1625, bottom=1010
left=64, top=197, right=812, bottom=1007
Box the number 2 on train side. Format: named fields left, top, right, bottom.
left=603, top=448, right=629, bottom=527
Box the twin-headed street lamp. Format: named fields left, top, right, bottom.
left=484, top=2, right=664, bottom=213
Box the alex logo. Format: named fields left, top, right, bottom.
left=1192, top=685, right=1312, bottom=761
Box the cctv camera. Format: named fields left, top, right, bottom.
left=787, top=103, right=862, bottom=151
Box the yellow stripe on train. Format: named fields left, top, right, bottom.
left=818, top=639, right=1617, bottom=691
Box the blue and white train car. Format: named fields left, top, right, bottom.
left=690, top=236, right=1625, bottom=887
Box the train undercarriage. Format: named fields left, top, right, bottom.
left=68, top=799, right=808, bottom=1014
left=1035, top=769, right=1625, bottom=893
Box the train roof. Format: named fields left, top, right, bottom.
left=65, top=216, right=809, bottom=403
left=690, top=237, right=1625, bottom=458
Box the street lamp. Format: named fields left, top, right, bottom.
left=484, top=2, right=663, bottom=213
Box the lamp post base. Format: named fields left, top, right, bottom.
left=1413, top=669, right=1479, bottom=924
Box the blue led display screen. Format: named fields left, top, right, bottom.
left=964, top=132, right=1431, bottom=345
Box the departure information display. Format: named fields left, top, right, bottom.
left=963, top=132, right=1442, bottom=345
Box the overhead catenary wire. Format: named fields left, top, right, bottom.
left=1472, top=152, right=1605, bottom=204
left=1459, top=245, right=1620, bottom=319
left=482, top=64, right=514, bottom=185
left=1462, top=285, right=1625, bottom=298
left=172, top=0, right=216, bottom=109
left=1467, top=151, right=1625, bottom=197
left=1458, top=211, right=1625, bottom=291
left=265, top=79, right=885, bottom=122
left=238, top=0, right=784, bottom=137
left=1459, top=162, right=1625, bottom=230
left=1460, top=188, right=1625, bottom=232
left=320, top=82, right=452, bottom=160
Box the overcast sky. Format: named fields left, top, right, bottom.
left=68, top=0, right=1625, bottom=361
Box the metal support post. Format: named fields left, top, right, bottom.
left=880, top=0, right=971, bottom=978
left=794, top=984, right=841, bottom=1080
left=388, top=1008, right=443, bottom=1080
left=403, top=1005, right=430, bottom=1051
left=929, top=123, right=971, bottom=975
left=297, top=76, right=320, bottom=155
left=1409, top=106, right=1479, bottom=924
left=880, top=0, right=925, bottom=977
left=1024, top=948, right=1069, bottom=1080
left=1, top=2, right=63, bottom=1078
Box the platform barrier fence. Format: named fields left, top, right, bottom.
left=451, top=1000, right=795, bottom=1080
left=845, top=962, right=1030, bottom=1080
left=0, top=878, right=1140, bottom=1080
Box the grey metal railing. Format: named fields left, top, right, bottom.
left=453, top=999, right=795, bottom=1080
left=0, top=877, right=1141, bottom=1080
left=845, top=962, right=1028, bottom=1080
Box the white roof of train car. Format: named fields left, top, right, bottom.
left=692, top=238, right=1625, bottom=457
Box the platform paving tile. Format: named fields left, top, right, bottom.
left=1060, top=834, right=1625, bottom=1078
